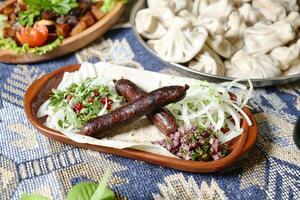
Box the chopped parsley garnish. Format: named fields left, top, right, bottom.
left=49, top=78, right=124, bottom=130
left=19, top=0, right=78, bottom=26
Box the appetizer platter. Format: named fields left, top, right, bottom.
left=0, top=0, right=125, bottom=63
left=130, top=0, right=300, bottom=87
left=24, top=62, right=258, bottom=173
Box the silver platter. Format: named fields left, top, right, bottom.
left=130, top=0, right=300, bottom=87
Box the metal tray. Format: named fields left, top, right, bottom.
left=130, top=0, right=300, bottom=87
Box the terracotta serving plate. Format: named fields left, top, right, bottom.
left=0, top=0, right=125, bottom=64
left=24, top=64, right=258, bottom=173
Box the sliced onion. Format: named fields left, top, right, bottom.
left=168, top=78, right=253, bottom=144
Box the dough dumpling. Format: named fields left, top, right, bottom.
left=199, top=0, right=234, bottom=22
left=147, top=0, right=169, bottom=9
left=207, top=35, right=232, bottom=58
left=188, top=45, right=225, bottom=76
left=238, top=3, right=262, bottom=26
left=171, top=0, right=193, bottom=13
left=280, top=12, right=300, bottom=30
left=225, top=11, right=246, bottom=44
left=278, top=0, right=299, bottom=12
left=283, top=59, right=300, bottom=76
left=148, top=17, right=208, bottom=63
left=178, top=10, right=199, bottom=26
left=192, top=0, right=218, bottom=16
left=270, top=39, right=300, bottom=71
left=225, top=50, right=281, bottom=78
left=252, top=0, right=286, bottom=22
left=232, top=0, right=251, bottom=7
left=244, top=21, right=295, bottom=54
left=199, top=17, right=228, bottom=35
left=147, top=0, right=193, bottom=13
left=135, top=9, right=167, bottom=39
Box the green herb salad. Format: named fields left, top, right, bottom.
left=40, top=77, right=124, bottom=132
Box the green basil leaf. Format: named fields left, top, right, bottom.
left=67, top=182, right=97, bottom=200
left=66, top=182, right=114, bottom=200
left=90, top=169, right=112, bottom=200
left=100, top=188, right=114, bottom=200
left=20, top=194, right=49, bottom=200
left=23, top=0, right=78, bottom=16
left=18, top=9, right=41, bottom=26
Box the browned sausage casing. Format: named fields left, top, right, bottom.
left=80, top=85, right=189, bottom=138
left=114, top=79, right=178, bottom=136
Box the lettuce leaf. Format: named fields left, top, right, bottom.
left=101, top=0, right=127, bottom=13
left=0, top=36, right=63, bottom=55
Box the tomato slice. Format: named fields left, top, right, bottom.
left=16, top=24, right=48, bottom=48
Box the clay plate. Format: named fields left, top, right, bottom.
left=24, top=64, right=258, bottom=173
left=0, top=0, right=125, bottom=64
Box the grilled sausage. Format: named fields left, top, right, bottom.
left=114, top=79, right=178, bottom=136
left=80, top=85, right=189, bottom=138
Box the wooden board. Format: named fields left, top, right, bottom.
left=0, top=0, right=125, bottom=63
left=24, top=64, right=258, bottom=173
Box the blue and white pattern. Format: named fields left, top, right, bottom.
left=0, top=4, right=300, bottom=200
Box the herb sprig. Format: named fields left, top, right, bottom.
left=19, top=0, right=78, bottom=26
left=20, top=169, right=114, bottom=200
left=101, top=0, right=128, bottom=13
left=49, top=78, right=124, bottom=130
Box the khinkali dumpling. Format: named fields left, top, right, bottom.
left=147, top=0, right=169, bottom=9
left=207, top=35, right=232, bottom=58
left=199, top=17, right=228, bottom=35
left=171, top=0, right=193, bottom=13
left=225, top=50, right=281, bottom=78
left=278, top=0, right=299, bottom=12
left=283, top=59, right=300, bottom=76
left=232, top=0, right=251, bottom=7
left=147, top=0, right=193, bottom=13
left=135, top=9, right=167, bottom=39
left=199, top=0, right=234, bottom=22
left=238, top=3, right=262, bottom=26
left=148, top=17, right=208, bottom=63
left=178, top=10, right=199, bottom=25
left=192, top=0, right=218, bottom=16
left=188, top=45, right=225, bottom=75
left=270, top=39, right=300, bottom=71
left=252, top=0, right=286, bottom=22
left=280, top=12, right=300, bottom=30
left=225, top=12, right=246, bottom=54
left=225, top=11, right=246, bottom=44
left=244, top=21, right=295, bottom=54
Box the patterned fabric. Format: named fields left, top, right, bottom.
left=0, top=2, right=300, bottom=200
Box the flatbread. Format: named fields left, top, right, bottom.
left=38, top=62, right=200, bottom=157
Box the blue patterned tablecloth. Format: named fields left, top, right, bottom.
left=0, top=3, right=300, bottom=200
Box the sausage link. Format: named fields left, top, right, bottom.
left=114, top=79, right=178, bottom=136
left=80, top=84, right=189, bottom=138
